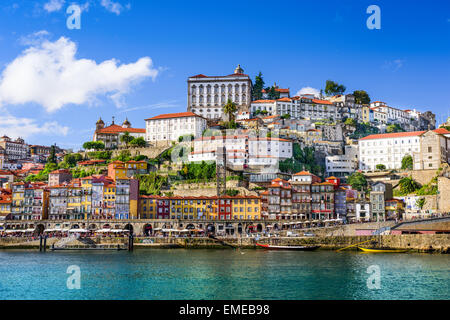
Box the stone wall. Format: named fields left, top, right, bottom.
left=438, top=177, right=450, bottom=212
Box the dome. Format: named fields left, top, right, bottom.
left=122, top=118, right=131, bottom=128
left=96, top=117, right=104, bottom=125
left=234, top=64, right=244, bottom=74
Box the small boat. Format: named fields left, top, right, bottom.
left=358, top=247, right=408, bottom=253
left=256, top=243, right=320, bottom=251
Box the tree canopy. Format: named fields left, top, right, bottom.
left=401, top=155, right=413, bottom=170
left=353, top=90, right=371, bottom=104
left=223, top=99, right=237, bottom=121
left=325, top=80, right=346, bottom=96
left=399, top=176, right=420, bottom=195
left=130, top=137, right=146, bottom=148
left=386, top=124, right=405, bottom=133
left=120, top=132, right=134, bottom=147
left=251, top=72, right=265, bottom=101
left=83, top=141, right=105, bottom=151
left=347, top=172, right=368, bottom=191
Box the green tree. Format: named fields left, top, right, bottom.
left=83, top=141, right=105, bottom=151
left=353, top=90, right=371, bottom=104
left=401, top=155, right=413, bottom=170
left=130, top=137, right=146, bottom=148
left=399, top=176, right=420, bottom=195
left=325, top=80, right=346, bottom=96
left=265, top=86, right=280, bottom=100
left=344, top=118, right=357, bottom=127
left=120, top=132, right=134, bottom=147
left=48, top=145, right=57, bottom=164
left=251, top=72, right=265, bottom=100
left=416, top=197, right=426, bottom=210
left=223, top=99, right=237, bottom=121
left=347, top=172, right=368, bottom=191
left=376, top=164, right=386, bottom=171
left=386, top=124, right=405, bottom=133
left=281, top=114, right=291, bottom=119
left=225, top=189, right=239, bottom=196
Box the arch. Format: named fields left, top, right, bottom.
left=237, top=223, right=243, bottom=234
left=186, top=224, right=195, bottom=230
left=257, top=224, right=263, bottom=233
left=103, top=224, right=111, bottom=229
left=225, top=223, right=234, bottom=236
left=71, top=224, right=80, bottom=229
left=274, top=223, right=280, bottom=231
left=143, top=224, right=153, bottom=236
left=206, top=224, right=215, bottom=234
left=88, top=224, right=97, bottom=230
left=35, top=224, right=45, bottom=236
left=124, top=224, right=134, bottom=235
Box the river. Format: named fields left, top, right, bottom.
left=0, top=249, right=448, bottom=300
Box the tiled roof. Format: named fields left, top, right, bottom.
left=359, top=131, right=426, bottom=140
left=312, top=99, right=333, bottom=105
left=293, top=171, right=313, bottom=176
left=96, top=124, right=145, bottom=134
left=145, top=112, right=203, bottom=121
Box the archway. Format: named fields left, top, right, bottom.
left=225, top=223, right=234, bottom=236
left=257, top=224, right=263, bottom=233
left=103, top=224, right=111, bottom=229
left=274, top=223, right=279, bottom=231
left=206, top=224, right=215, bottom=235
left=186, top=224, right=195, bottom=230
left=71, top=224, right=80, bottom=230
left=143, top=224, right=153, bottom=236
left=35, top=224, right=45, bottom=236
left=237, top=223, right=243, bottom=234
left=88, top=224, right=97, bottom=231
left=124, top=224, right=134, bottom=235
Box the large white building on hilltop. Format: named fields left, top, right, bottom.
left=188, top=135, right=293, bottom=171
left=187, top=65, right=253, bottom=120
left=145, top=112, right=207, bottom=143
left=358, top=128, right=450, bottom=171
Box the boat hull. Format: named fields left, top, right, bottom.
left=358, top=247, right=408, bottom=253
left=256, top=243, right=320, bottom=251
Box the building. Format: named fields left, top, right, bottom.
left=187, top=65, right=253, bottom=120
left=189, top=134, right=293, bottom=172
left=93, top=118, right=146, bottom=149
left=291, top=171, right=321, bottom=220
left=0, top=194, right=12, bottom=220
left=108, top=160, right=148, bottom=180
left=369, top=182, right=393, bottom=221
left=267, top=178, right=292, bottom=220
left=413, top=128, right=450, bottom=170
left=0, top=136, right=29, bottom=161
left=48, top=169, right=72, bottom=187
left=358, top=129, right=450, bottom=171
left=355, top=202, right=371, bottom=222
left=325, top=144, right=358, bottom=177
left=385, top=199, right=404, bottom=220
left=145, top=112, right=207, bottom=144
left=12, top=182, right=49, bottom=220
left=262, top=83, right=290, bottom=99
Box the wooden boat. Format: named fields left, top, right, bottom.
left=358, top=247, right=408, bottom=253
left=256, top=243, right=320, bottom=251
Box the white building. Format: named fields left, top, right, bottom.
left=145, top=112, right=207, bottom=143
left=355, top=202, right=371, bottom=222
left=251, top=96, right=338, bottom=120
left=187, top=65, right=252, bottom=120
left=325, top=144, right=359, bottom=177
left=358, top=131, right=423, bottom=171
left=0, top=136, right=29, bottom=161
left=188, top=135, right=292, bottom=170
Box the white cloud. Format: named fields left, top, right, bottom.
left=382, top=59, right=404, bottom=72
left=18, top=30, right=50, bottom=46
left=0, top=36, right=158, bottom=112
left=44, top=0, right=65, bottom=12
left=0, top=115, right=69, bottom=139
left=296, top=86, right=320, bottom=97
left=100, top=0, right=127, bottom=15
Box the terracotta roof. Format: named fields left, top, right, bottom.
left=96, top=124, right=145, bottom=134
left=276, top=97, right=292, bottom=102
left=145, top=112, right=203, bottom=121
left=252, top=100, right=276, bottom=103
left=432, top=128, right=450, bottom=135
left=312, top=99, right=333, bottom=105
left=293, top=171, right=313, bottom=176
left=359, top=131, right=426, bottom=140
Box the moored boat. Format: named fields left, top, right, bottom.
left=256, top=243, right=320, bottom=251
left=358, top=247, right=408, bottom=253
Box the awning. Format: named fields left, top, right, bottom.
left=96, top=229, right=112, bottom=233
left=69, top=229, right=88, bottom=233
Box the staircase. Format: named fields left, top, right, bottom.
left=54, top=235, right=78, bottom=248
left=77, top=237, right=97, bottom=248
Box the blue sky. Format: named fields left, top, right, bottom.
left=0, top=0, right=449, bottom=150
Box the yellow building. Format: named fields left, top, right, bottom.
left=231, top=196, right=261, bottom=220
left=0, top=196, right=12, bottom=219
left=108, top=160, right=148, bottom=181
left=361, top=105, right=371, bottom=123
left=385, top=199, right=404, bottom=220
left=103, top=181, right=116, bottom=219
left=67, top=179, right=83, bottom=219
left=81, top=177, right=93, bottom=218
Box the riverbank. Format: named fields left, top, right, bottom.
left=1, top=234, right=449, bottom=253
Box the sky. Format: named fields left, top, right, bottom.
left=0, top=0, right=449, bottom=150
